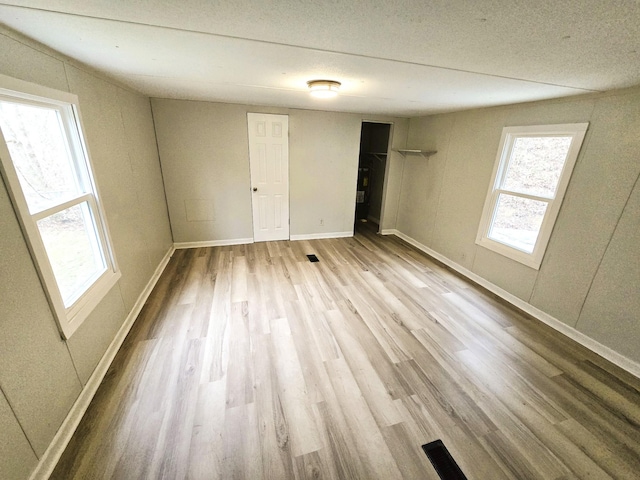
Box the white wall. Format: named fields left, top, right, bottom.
left=151, top=98, right=408, bottom=242
left=395, top=87, right=640, bottom=365
left=0, top=27, right=173, bottom=480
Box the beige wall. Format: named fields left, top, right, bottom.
left=151, top=100, right=256, bottom=243
left=289, top=108, right=361, bottom=236
left=380, top=120, right=410, bottom=232
left=396, top=87, right=640, bottom=364
left=0, top=27, right=172, bottom=479
left=151, top=98, right=408, bottom=242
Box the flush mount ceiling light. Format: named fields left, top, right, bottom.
left=307, top=79, right=341, bottom=98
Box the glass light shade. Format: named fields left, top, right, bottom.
left=307, top=80, right=341, bottom=98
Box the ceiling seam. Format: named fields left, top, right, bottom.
left=0, top=25, right=148, bottom=96
left=0, top=3, right=602, bottom=93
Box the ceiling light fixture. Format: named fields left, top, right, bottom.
left=307, top=79, right=341, bottom=98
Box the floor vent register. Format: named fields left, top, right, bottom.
left=422, top=440, right=468, bottom=480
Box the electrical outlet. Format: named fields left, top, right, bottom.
left=320, top=218, right=324, bottom=226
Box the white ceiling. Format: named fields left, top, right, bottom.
left=0, top=1, right=639, bottom=117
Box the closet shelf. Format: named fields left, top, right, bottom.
left=362, top=152, right=388, bottom=162
left=394, top=149, right=437, bottom=157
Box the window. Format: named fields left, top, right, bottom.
left=476, top=123, right=588, bottom=269
left=0, top=76, right=120, bottom=338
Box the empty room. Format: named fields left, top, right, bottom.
left=1, top=1, right=639, bottom=479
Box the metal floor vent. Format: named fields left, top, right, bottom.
left=306, top=254, right=319, bottom=263
left=422, top=440, right=468, bottom=480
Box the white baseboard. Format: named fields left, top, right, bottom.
left=175, top=233, right=355, bottom=246
left=174, top=237, right=254, bottom=249
left=29, top=246, right=175, bottom=480
left=290, top=231, right=353, bottom=241
left=383, top=229, right=640, bottom=379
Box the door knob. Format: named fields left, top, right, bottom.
left=253, top=187, right=258, bottom=192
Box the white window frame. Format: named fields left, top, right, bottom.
left=0, top=74, right=120, bottom=338
left=476, top=123, right=588, bottom=269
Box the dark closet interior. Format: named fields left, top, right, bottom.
left=355, top=122, right=391, bottom=230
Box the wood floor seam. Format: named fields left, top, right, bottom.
left=51, top=224, right=640, bottom=480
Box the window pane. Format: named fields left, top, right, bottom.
left=502, top=136, right=572, bottom=198
left=488, top=194, right=548, bottom=253
left=37, top=202, right=106, bottom=306
left=0, top=100, right=83, bottom=213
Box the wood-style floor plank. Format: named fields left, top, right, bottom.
left=51, top=224, right=640, bottom=480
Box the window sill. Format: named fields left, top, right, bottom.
left=60, top=269, right=121, bottom=339
left=475, top=238, right=542, bottom=270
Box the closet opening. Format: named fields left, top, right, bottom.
left=355, top=121, right=392, bottom=234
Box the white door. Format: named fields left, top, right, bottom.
left=247, top=113, right=289, bottom=242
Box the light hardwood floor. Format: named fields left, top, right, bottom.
left=52, top=226, right=640, bottom=479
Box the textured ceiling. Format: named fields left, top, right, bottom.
left=0, top=1, right=638, bottom=116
